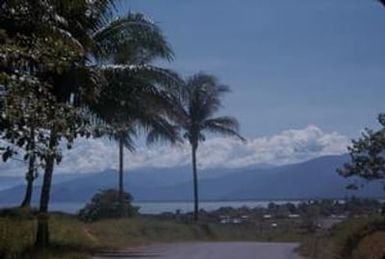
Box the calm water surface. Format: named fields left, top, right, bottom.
left=0, top=200, right=302, bottom=214
left=44, top=200, right=301, bottom=214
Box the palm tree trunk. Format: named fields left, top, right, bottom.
left=35, top=129, right=57, bottom=248
left=21, top=127, right=36, bottom=208
left=192, top=144, right=199, bottom=221
left=119, top=138, right=124, bottom=198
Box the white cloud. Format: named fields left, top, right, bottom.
left=0, top=126, right=349, bottom=176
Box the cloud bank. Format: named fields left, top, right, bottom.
left=0, top=126, right=349, bottom=175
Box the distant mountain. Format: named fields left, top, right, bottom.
left=0, top=173, right=92, bottom=191
left=0, top=176, right=24, bottom=191
left=0, top=155, right=383, bottom=204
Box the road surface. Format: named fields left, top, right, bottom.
left=95, top=242, right=305, bottom=259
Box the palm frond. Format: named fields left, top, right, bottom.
left=205, top=116, right=240, bottom=131
left=51, top=0, right=119, bottom=50
left=85, top=0, right=117, bottom=30
left=204, top=116, right=245, bottom=142
left=185, top=73, right=230, bottom=120
left=145, top=116, right=181, bottom=146
left=93, top=12, right=174, bottom=63
left=104, top=122, right=137, bottom=151
left=204, top=119, right=246, bottom=142
left=174, top=72, right=244, bottom=145
left=90, top=64, right=182, bottom=149
left=99, top=64, right=182, bottom=91
left=186, top=73, right=229, bottom=95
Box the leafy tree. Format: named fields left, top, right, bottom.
left=1, top=90, right=41, bottom=208
left=79, top=189, right=138, bottom=222
left=0, top=0, right=99, bottom=247
left=1, top=0, right=178, bottom=247
left=172, top=73, right=245, bottom=220
left=338, top=114, right=385, bottom=190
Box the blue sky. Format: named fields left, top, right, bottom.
left=3, top=0, right=385, bottom=174
left=122, top=0, right=385, bottom=138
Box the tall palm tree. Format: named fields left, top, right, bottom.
left=173, top=73, right=245, bottom=221
left=75, top=0, right=182, bottom=206
left=91, top=68, right=181, bottom=205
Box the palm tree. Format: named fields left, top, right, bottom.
left=91, top=69, right=181, bottom=206
left=44, top=2, right=181, bottom=244
left=173, top=73, right=245, bottom=221
left=44, top=0, right=182, bottom=212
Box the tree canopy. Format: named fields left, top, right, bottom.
left=339, top=114, right=385, bottom=189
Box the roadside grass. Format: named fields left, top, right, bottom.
left=298, top=215, right=385, bottom=259
left=0, top=211, right=307, bottom=259
left=352, top=231, right=385, bottom=259
left=0, top=216, right=35, bottom=259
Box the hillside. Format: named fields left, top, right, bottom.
left=0, top=155, right=383, bottom=204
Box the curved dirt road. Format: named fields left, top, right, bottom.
left=96, top=242, right=305, bottom=259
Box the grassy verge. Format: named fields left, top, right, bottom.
left=0, top=211, right=306, bottom=259
left=298, top=215, right=385, bottom=259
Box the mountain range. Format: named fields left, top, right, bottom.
left=0, top=154, right=383, bottom=205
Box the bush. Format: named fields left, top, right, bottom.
left=298, top=216, right=385, bottom=259
left=352, top=231, right=385, bottom=259
left=336, top=216, right=385, bottom=259
left=78, top=189, right=138, bottom=222
left=0, top=207, right=36, bottom=220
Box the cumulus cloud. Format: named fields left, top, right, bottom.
left=0, top=126, right=349, bottom=175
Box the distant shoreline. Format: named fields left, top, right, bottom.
left=1, top=198, right=384, bottom=215
left=132, top=197, right=385, bottom=203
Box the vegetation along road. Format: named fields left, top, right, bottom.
left=95, top=242, right=304, bottom=259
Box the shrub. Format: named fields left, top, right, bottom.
left=78, top=189, right=139, bottom=222
left=335, top=216, right=385, bottom=259
left=0, top=207, right=36, bottom=220
left=352, top=231, right=385, bottom=259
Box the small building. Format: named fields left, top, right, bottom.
left=232, top=218, right=242, bottom=224
left=288, top=214, right=300, bottom=219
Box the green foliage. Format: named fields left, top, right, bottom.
left=91, top=64, right=181, bottom=150
left=0, top=0, right=95, bottom=167
left=174, top=73, right=245, bottom=148
left=170, top=72, right=245, bottom=219
left=299, top=216, right=385, bottom=259
left=333, top=216, right=385, bottom=259
left=90, top=13, right=182, bottom=149
left=78, top=189, right=139, bottom=222
left=338, top=114, right=385, bottom=190
left=93, top=12, right=174, bottom=63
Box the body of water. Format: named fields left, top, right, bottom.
left=0, top=200, right=302, bottom=215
